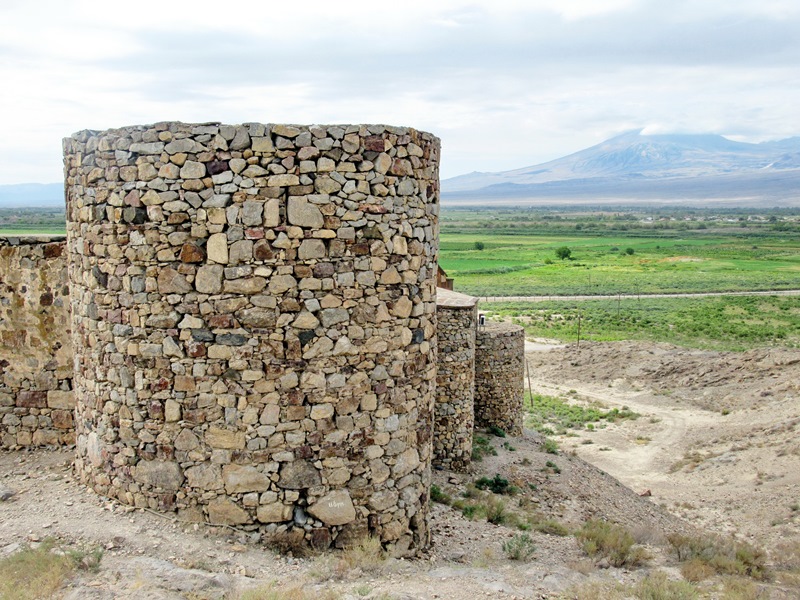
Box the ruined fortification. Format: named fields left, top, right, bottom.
left=1, top=121, right=525, bottom=555
left=0, top=236, right=73, bottom=448
left=62, top=122, right=439, bottom=554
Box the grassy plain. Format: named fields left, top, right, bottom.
left=441, top=206, right=800, bottom=349
left=485, top=295, right=800, bottom=350
left=440, top=207, right=800, bottom=297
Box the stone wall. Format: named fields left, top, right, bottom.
left=63, top=122, right=440, bottom=556
left=433, top=289, right=477, bottom=471
left=0, top=236, right=74, bottom=449
left=474, top=322, right=524, bottom=436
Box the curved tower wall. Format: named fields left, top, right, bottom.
left=64, top=122, right=440, bottom=555
left=474, top=322, right=524, bottom=436
left=433, top=291, right=477, bottom=471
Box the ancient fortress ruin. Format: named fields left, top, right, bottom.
left=1, top=122, right=524, bottom=555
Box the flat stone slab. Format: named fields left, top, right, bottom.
left=436, top=287, right=478, bottom=309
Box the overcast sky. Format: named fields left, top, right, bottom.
left=2, top=0, right=799, bottom=184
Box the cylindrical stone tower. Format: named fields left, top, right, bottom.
left=433, top=288, right=477, bottom=471
left=63, top=122, right=439, bottom=555
left=474, top=322, right=524, bottom=436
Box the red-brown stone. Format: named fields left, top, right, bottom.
left=17, top=391, right=47, bottom=408
left=180, top=243, right=205, bottom=263
left=208, top=314, right=234, bottom=328
left=364, top=135, right=385, bottom=152
left=52, top=409, right=74, bottom=429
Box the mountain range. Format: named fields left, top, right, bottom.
left=442, top=130, right=800, bottom=206
left=0, top=183, right=63, bottom=208
left=2, top=131, right=800, bottom=208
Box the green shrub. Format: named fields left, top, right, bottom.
left=488, top=425, right=506, bottom=437
left=461, top=504, right=485, bottom=520
left=667, top=533, right=768, bottom=580
left=576, top=519, right=647, bottom=567
left=472, top=436, right=497, bottom=461
left=430, top=484, right=451, bottom=505
left=503, top=533, right=536, bottom=561
left=634, top=571, right=698, bottom=600
left=543, top=438, right=559, bottom=454
left=486, top=497, right=507, bottom=525
left=531, top=518, right=570, bottom=536
left=474, top=474, right=514, bottom=495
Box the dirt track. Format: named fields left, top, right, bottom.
left=526, top=340, right=800, bottom=549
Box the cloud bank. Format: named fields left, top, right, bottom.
left=1, top=0, right=799, bottom=183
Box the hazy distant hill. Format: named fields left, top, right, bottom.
left=443, top=131, right=800, bottom=206
left=0, top=183, right=63, bottom=208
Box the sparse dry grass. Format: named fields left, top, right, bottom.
left=667, top=533, right=768, bottom=581
left=560, top=572, right=698, bottom=600
left=718, top=576, right=771, bottom=600
left=634, top=571, right=698, bottom=599
left=576, top=519, right=649, bottom=567
left=310, top=535, right=387, bottom=582
left=237, top=582, right=340, bottom=600
left=0, top=539, right=102, bottom=600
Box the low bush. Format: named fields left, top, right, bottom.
left=634, top=571, right=698, bottom=600
left=503, top=533, right=536, bottom=561
left=576, top=519, right=647, bottom=567
left=430, top=484, right=452, bottom=505
left=472, top=436, right=497, bottom=461
left=474, top=474, right=516, bottom=495
left=486, top=497, right=507, bottom=525
left=667, top=533, right=768, bottom=580
left=543, top=439, right=559, bottom=455
left=530, top=518, right=570, bottom=537
left=488, top=425, right=506, bottom=437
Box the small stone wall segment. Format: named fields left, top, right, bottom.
left=0, top=236, right=74, bottom=449
left=63, top=122, right=440, bottom=556
left=474, top=322, right=524, bottom=436
left=434, top=289, right=477, bottom=471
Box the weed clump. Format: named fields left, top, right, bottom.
left=667, top=533, right=768, bottom=581
left=430, top=484, right=452, bottom=505
left=474, top=474, right=517, bottom=495
left=543, top=438, right=559, bottom=454
left=0, top=539, right=103, bottom=600
left=503, top=533, right=536, bottom=561
left=488, top=425, right=507, bottom=438
left=472, top=435, right=497, bottom=461
left=576, top=519, right=648, bottom=567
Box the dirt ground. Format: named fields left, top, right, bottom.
left=526, top=340, right=800, bottom=551
left=1, top=339, right=799, bottom=599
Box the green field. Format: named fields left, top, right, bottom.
left=484, top=294, right=800, bottom=350
left=0, top=207, right=66, bottom=236
left=440, top=208, right=800, bottom=297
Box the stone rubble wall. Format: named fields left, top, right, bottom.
left=433, top=304, right=476, bottom=471
left=474, top=322, right=524, bottom=436
left=0, top=237, right=74, bottom=449
left=63, top=122, right=440, bottom=556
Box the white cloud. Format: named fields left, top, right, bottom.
left=1, top=0, right=800, bottom=183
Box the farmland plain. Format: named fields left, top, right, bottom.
left=441, top=206, right=800, bottom=349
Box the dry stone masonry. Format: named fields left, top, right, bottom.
left=433, top=288, right=477, bottom=471
left=474, top=322, right=524, bottom=436
left=0, top=236, right=74, bottom=448
left=63, top=122, right=440, bottom=555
